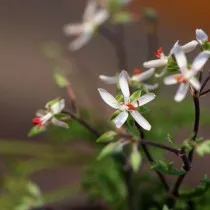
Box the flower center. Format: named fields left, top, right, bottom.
left=155, top=47, right=163, bottom=58
left=32, top=117, right=43, bottom=127
left=174, top=74, right=188, bottom=84
left=126, top=103, right=136, bottom=110
left=133, top=68, right=142, bottom=75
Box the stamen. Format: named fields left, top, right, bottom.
left=32, top=117, right=43, bottom=127
left=126, top=103, right=136, bottom=110
left=175, top=74, right=188, bottom=84
left=155, top=47, right=163, bottom=58
left=133, top=68, right=142, bottom=75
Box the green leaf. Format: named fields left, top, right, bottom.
left=96, top=131, right=117, bottom=143
left=181, top=139, right=194, bottom=153
left=27, top=126, right=46, bottom=137
left=196, top=140, right=210, bottom=156
left=97, top=142, right=123, bottom=160
left=115, top=94, right=124, bottom=103
left=54, top=72, right=69, bottom=88
left=167, top=133, right=174, bottom=145
left=150, top=160, right=186, bottom=176
left=112, top=11, right=132, bottom=24
left=109, top=0, right=122, bottom=10
left=54, top=113, right=70, bottom=121
left=46, top=97, right=60, bottom=108
left=166, top=58, right=179, bottom=73
left=109, top=110, right=121, bottom=121
left=137, top=106, right=150, bottom=114
left=202, top=41, right=210, bottom=51
left=162, top=205, right=170, bottom=210
left=143, top=7, right=158, bottom=21
left=180, top=175, right=210, bottom=198
left=130, top=90, right=142, bottom=103
left=130, top=150, right=142, bottom=172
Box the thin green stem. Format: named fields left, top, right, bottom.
left=135, top=122, right=170, bottom=192
left=63, top=110, right=100, bottom=137
left=167, top=95, right=200, bottom=208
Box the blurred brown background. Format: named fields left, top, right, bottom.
left=0, top=0, right=210, bottom=208
left=1, top=0, right=210, bottom=139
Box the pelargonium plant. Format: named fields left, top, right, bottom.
left=28, top=1, right=210, bottom=209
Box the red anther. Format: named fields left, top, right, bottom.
left=32, top=117, right=42, bottom=126
left=155, top=47, right=163, bottom=58
left=126, top=103, right=136, bottom=110
left=175, top=74, right=188, bottom=84
left=133, top=68, right=142, bottom=75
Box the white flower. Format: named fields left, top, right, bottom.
left=143, top=40, right=198, bottom=77
left=164, top=45, right=210, bottom=102
left=99, top=68, right=158, bottom=90
left=64, top=0, right=109, bottom=50
left=196, top=29, right=208, bottom=45
left=32, top=98, right=69, bottom=129
left=98, top=70, right=156, bottom=130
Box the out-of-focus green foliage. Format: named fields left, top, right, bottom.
left=0, top=139, right=93, bottom=209
left=130, top=149, right=142, bottom=172
left=82, top=157, right=127, bottom=210
left=196, top=140, right=210, bottom=156
left=150, top=160, right=186, bottom=176
left=180, top=175, right=210, bottom=199
left=97, top=142, right=123, bottom=160
left=96, top=130, right=117, bottom=143
left=81, top=98, right=210, bottom=210
left=28, top=126, right=46, bottom=137
left=0, top=177, right=43, bottom=210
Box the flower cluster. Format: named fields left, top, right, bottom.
left=64, top=0, right=132, bottom=50
left=164, top=45, right=210, bottom=101
left=99, top=67, right=158, bottom=90
left=32, top=98, right=69, bottom=131
left=143, top=29, right=210, bottom=102
left=98, top=70, right=156, bottom=130
left=30, top=29, right=210, bottom=136
left=97, top=29, right=210, bottom=133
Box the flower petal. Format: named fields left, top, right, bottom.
left=99, top=75, right=119, bottom=84
left=131, top=68, right=155, bottom=82
left=50, top=99, right=65, bottom=114
left=191, top=51, right=210, bottom=73
left=196, top=29, right=208, bottom=43
left=181, top=40, right=198, bottom=53
left=130, top=110, right=151, bottom=130
left=189, top=77, right=201, bottom=90
left=143, top=59, right=167, bottom=69
left=112, top=111, right=128, bottom=128
left=175, top=83, right=189, bottom=102
left=155, top=67, right=168, bottom=78
left=133, top=93, right=156, bottom=107
left=164, top=74, right=180, bottom=85
left=36, top=109, right=47, bottom=117
left=52, top=118, right=69, bottom=128
left=142, top=83, right=159, bottom=90
left=119, top=70, right=130, bottom=102
left=173, top=45, right=188, bottom=72
left=69, top=34, right=92, bottom=50
left=63, top=23, right=84, bottom=36
left=169, top=40, right=179, bottom=57
left=98, top=88, right=120, bottom=109
left=83, top=0, right=97, bottom=20
left=40, top=112, right=54, bottom=124
left=93, top=9, right=109, bottom=25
